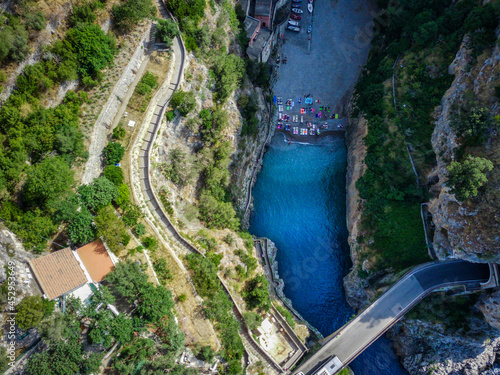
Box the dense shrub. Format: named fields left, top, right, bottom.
left=113, top=0, right=156, bottom=32
left=447, top=156, right=493, bottom=201
left=78, top=177, right=118, bottom=212
left=169, top=90, right=196, bottom=116
left=103, top=142, right=125, bottom=165
left=243, top=275, right=271, bottom=311
left=155, top=19, right=180, bottom=46
left=135, top=71, right=158, bottom=95
left=103, top=165, right=124, bottom=186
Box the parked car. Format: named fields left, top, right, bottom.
left=291, top=8, right=304, bottom=13
left=288, top=20, right=300, bottom=27
left=291, top=3, right=301, bottom=8
left=287, top=25, right=300, bottom=32
left=307, top=24, right=312, bottom=33
left=290, top=13, right=302, bottom=20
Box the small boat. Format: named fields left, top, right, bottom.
left=291, top=8, right=303, bottom=13
left=308, top=3, right=313, bottom=13
left=287, top=25, right=300, bottom=32
left=307, top=24, right=312, bottom=33
left=292, top=0, right=302, bottom=2
left=292, top=3, right=301, bottom=8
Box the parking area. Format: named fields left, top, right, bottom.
left=273, top=0, right=377, bottom=116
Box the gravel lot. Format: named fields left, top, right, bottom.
left=273, top=0, right=376, bottom=115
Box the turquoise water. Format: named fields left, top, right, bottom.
left=249, top=135, right=408, bottom=374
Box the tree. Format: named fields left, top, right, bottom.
left=113, top=0, right=156, bottom=32
left=103, top=165, right=124, bottom=185
left=243, top=275, right=271, bottom=311
left=94, top=205, right=128, bottom=255
left=16, top=296, right=45, bottom=330
left=67, top=208, right=95, bottom=245
left=103, top=142, right=125, bottom=165
left=38, top=312, right=67, bottom=345
left=155, top=19, right=180, bottom=46
left=116, top=183, right=130, bottom=205
left=26, top=340, right=89, bottom=375
left=22, top=156, right=74, bottom=207
left=198, top=193, right=240, bottom=230
left=243, top=311, right=263, bottom=330
left=106, top=260, right=149, bottom=301
left=66, top=23, right=115, bottom=78
left=78, top=177, right=118, bottom=212
left=447, top=156, right=493, bottom=201
left=136, top=284, right=175, bottom=323
left=122, top=202, right=143, bottom=227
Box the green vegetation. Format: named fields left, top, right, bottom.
left=103, top=141, right=125, bottom=165
left=160, top=147, right=194, bottom=186
left=27, top=260, right=188, bottom=374
left=95, top=205, right=129, bottom=255
left=353, top=0, right=499, bottom=271
left=170, top=90, right=196, bottom=116
left=103, top=165, right=124, bottom=186
left=79, top=177, right=118, bottom=212
left=238, top=93, right=260, bottom=136
left=243, top=311, right=263, bottom=330
left=274, top=304, right=296, bottom=329
left=406, top=292, right=481, bottom=331
left=446, top=156, right=493, bottom=201
left=113, top=0, right=156, bottom=32
left=186, top=253, right=244, bottom=369
left=235, top=248, right=257, bottom=277
left=243, top=275, right=271, bottom=311
left=156, top=19, right=180, bottom=47
left=153, top=258, right=173, bottom=284
left=134, top=222, right=146, bottom=237
left=16, top=296, right=47, bottom=330
left=135, top=71, right=158, bottom=95
left=0, top=347, right=8, bottom=373
left=0, top=13, right=30, bottom=62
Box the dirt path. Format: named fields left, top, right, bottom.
left=81, top=24, right=152, bottom=185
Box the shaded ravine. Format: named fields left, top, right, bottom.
left=249, top=136, right=409, bottom=375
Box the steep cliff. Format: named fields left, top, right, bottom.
left=428, top=37, right=500, bottom=261
left=385, top=32, right=500, bottom=375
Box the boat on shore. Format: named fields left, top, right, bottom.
left=308, top=3, right=313, bottom=13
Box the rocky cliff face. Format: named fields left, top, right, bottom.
left=428, top=36, right=500, bottom=261
left=344, top=32, right=500, bottom=375
left=386, top=35, right=500, bottom=375
left=343, top=114, right=370, bottom=311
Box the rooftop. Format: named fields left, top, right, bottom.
left=244, top=15, right=261, bottom=40
left=76, top=241, right=114, bottom=282
left=247, top=28, right=272, bottom=59
left=29, top=248, right=87, bottom=300
left=255, top=0, right=272, bottom=16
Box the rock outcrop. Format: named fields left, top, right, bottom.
left=428, top=37, right=500, bottom=261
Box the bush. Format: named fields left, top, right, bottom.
left=447, top=156, right=493, bottom=201
left=103, top=165, right=124, bottom=185
left=95, top=205, right=128, bottom=255
left=25, top=11, right=46, bottom=31
left=178, top=294, right=187, bottom=302
left=112, top=125, right=126, bottom=140
left=243, top=311, right=262, bottom=330
left=134, top=223, right=146, bottom=237
left=78, top=177, right=119, bottom=212
left=16, top=296, right=45, bottom=330
left=22, top=156, right=74, bottom=207
left=153, top=258, right=173, bottom=284
left=115, top=183, right=131, bottom=205
left=155, top=19, right=180, bottom=46
left=67, top=208, right=95, bottom=245
left=122, top=202, right=143, bottom=227
left=243, top=275, right=270, bottom=311
left=103, top=142, right=125, bottom=165
left=198, top=193, right=239, bottom=230
left=135, top=71, right=158, bottom=95
left=169, top=90, right=196, bottom=116
left=142, top=236, right=158, bottom=251
left=113, top=0, right=156, bottom=32
left=66, top=23, right=115, bottom=78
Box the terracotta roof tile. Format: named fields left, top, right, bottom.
left=29, top=248, right=87, bottom=300
left=76, top=241, right=114, bottom=282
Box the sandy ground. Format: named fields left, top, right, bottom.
left=273, top=0, right=377, bottom=116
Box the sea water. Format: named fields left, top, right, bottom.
left=249, top=135, right=408, bottom=375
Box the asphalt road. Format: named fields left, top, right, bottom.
left=293, top=260, right=490, bottom=375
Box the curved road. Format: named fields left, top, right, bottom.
left=293, top=260, right=492, bottom=375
